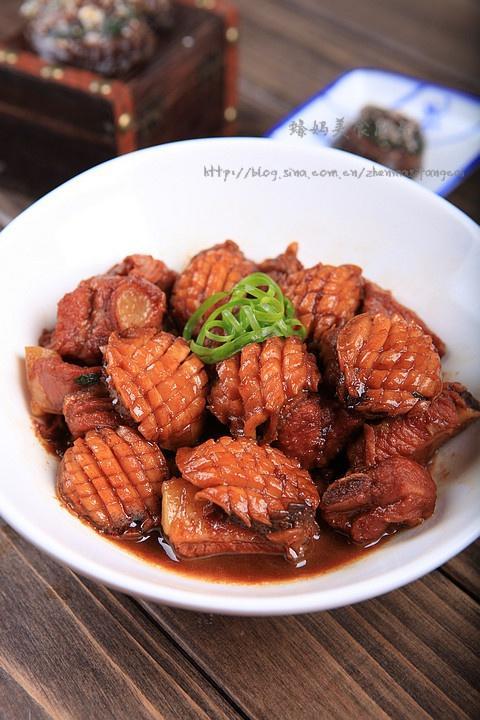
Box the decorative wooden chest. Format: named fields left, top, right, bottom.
left=0, top=0, right=238, bottom=196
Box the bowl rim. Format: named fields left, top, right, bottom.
left=1, top=136, right=479, bottom=616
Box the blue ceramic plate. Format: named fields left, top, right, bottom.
left=267, top=68, right=480, bottom=196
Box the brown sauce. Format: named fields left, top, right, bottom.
left=108, top=523, right=384, bottom=585
left=37, top=411, right=385, bottom=585
left=33, top=415, right=72, bottom=457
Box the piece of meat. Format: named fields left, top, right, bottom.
left=25, top=346, right=102, bottom=416
left=57, top=426, right=168, bottom=535
left=176, top=436, right=319, bottom=528
left=171, top=240, right=256, bottom=329
left=332, top=312, right=442, bottom=416
left=280, top=263, right=363, bottom=345
left=349, top=382, right=480, bottom=468
left=63, top=385, right=121, bottom=439
left=34, top=413, right=71, bottom=456
left=362, top=280, right=446, bottom=356
left=208, top=336, right=320, bottom=441
left=258, top=242, right=304, bottom=285
left=47, top=275, right=166, bottom=364
left=321, top=456, right=436, bottom=544
left=176, top=437, right=320, bottom=562
left=162, top=478, right=285, bottom=559
left=104, top=329, right=208, bottom=449
left=334, top=105, right=424, bottom=176
left=276, top=392, right=363, bottom=469
left=107, top=254, right=177, bottom=294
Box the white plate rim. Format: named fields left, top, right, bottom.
left=0, top=136, right=479, bottom=616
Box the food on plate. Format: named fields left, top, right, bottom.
left=57, top=426, right=168, bottom=534
left=63, top=384, right=120, bottom=439
left=276, top=391, right=362, bottom=469
left=176, top=436, right=320, bottom=562
left=183, top=271, right=306, bottom=364
left=209, top=336, right=320, bottom=441
left=348, top=382, right=480, bottom=468
left=321, top=456, right=436, bottom=544
left=334, top=105, right=424, bottom=177
left=25, top=345, right=102, bottom=415
left=25, top=241, right=479, bottom=578
left=107, top=253, right=177, bottom=294
left=258, top=242, right=304, bottom=285
left=162, top=478, right=285, bottom=560
left=280, top=263, right=363, bottom=346
left=176, top=436, right=319, bottom=527
left=21, top=0, right=173, bottom=76
left=324, top=312, right=443, bottom=416
left=362, top=280, right=446, bottom=356
left=44, top=274, right=166, bottom=364
left=171, top=240, right=256, bottom=329
left=104, top=328, right=208, bottom=449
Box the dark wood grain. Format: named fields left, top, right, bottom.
left=0, top=1, right=479, bottom=719
left=0, top=521, right=242, bottom=720
left=142, top=570, right=480, bottom=720
left=442, top=540, right=480, bottom=600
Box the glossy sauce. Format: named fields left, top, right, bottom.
left=109, top=523, right=384, bottom=585
left=37, top=414, right=385, bottom=585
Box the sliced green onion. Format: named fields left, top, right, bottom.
left=183, top=272, right=306, bottom=364
left=74, top=372, right=101, bottom=387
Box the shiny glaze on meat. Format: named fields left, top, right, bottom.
left=348, top=382, right=480, bottom=467
left=171, top=240, right=256, bottom=329
left=328, top=312, right=443, bottom=416
left=258, top=242, right=304, bottom=285
left=362, top=280, right=446, bottom=356
left=276, top=392, right=363, bottom=469
left=25, top=243, right=480, bottom=583
left=281, top=262, right=363, bottom=345
left=209, top=336, right=320, bottom=441
left=46, top=274, right=167, bottom=364
left=321, top=456, right=436, bottom=544
left=107, top=254, right=177, bottom=294
left=110, top=518, right=384, bottom=584
left=104, top=328, right=208, bottom=449
left=175, top=436, right=320, bottom=562
left=58, top=426, right=168, bottom=535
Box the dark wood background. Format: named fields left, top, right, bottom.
left=0, top=1, right=479, bottom=718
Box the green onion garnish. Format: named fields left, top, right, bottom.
left=183, top=272, right=306, bottom=364
left=75, top=372, right=101, bottom=387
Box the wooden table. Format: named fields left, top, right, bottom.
left=1, top=2, right=479, bottom=718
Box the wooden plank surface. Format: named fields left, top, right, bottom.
left=142, top=569, right=480, bottom=720
left=0, top=521, right=242, bottom=720
left=0, top=1, right=479, bottom=719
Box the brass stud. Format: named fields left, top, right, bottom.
left=118, top=112, right=132, bottom=131
left=6, top=51, right=18, bottom=65
left=100, top=82, right=112, bottom=96
left=0, top=50, right=7, bottom=63
left=52, top=67, right=64, bottom=80
left=89, top=80, right=100, bottom=93
left=224, top=106, right=237, bottom=122
left=40, top=66, right=52, bottom=78
left=226, top=27, right=239, bottom=43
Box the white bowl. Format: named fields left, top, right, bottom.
left=0, top=137, right=479, bottom=616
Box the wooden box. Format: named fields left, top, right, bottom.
left=0, top=0, right=238, bottom=196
